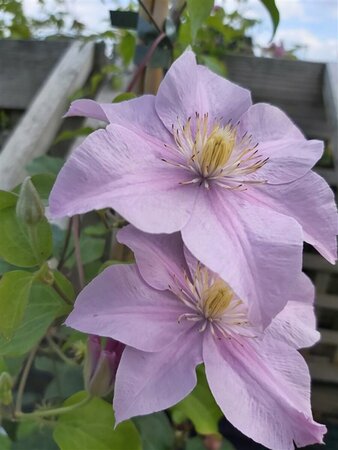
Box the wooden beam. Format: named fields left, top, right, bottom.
left=0, top=41, right=95, bottom=190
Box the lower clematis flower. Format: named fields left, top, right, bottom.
left=66, top=225, right=326, bottom=450
left=49, top=50, right=337, bottom=328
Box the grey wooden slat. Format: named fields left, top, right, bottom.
left=303, top=253, right=338, bottom=273
left=0, top=41, right=95, bottom=189
left=320, top=328, right=338, bottom=345
left=308, top=355, right=338, bottom=383
left=317, top=294, right=338, bottom=310
left=0, top=40, right=70, bottom=109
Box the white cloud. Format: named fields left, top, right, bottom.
left=274, top=28, right=337, bottom=62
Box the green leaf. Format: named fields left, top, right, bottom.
left=30, top=173, right=57, bottom=200
left=0, top=205, right=52, bottom=267
left=0, top=191, right=18, bottom=210
left=26, top=155, right=64, bottom=177
left=12, top=422, right=58, bottom=450
left=199, top=55, right=227, bottom=77
left=35, top=357, right=83, bottom=401
left=112, top=92, right=137, bottom=103
left=133, top=412, right=175, bottom=450
left=65, top=236, right=105, bottom=268
left=118, top=31, right=136, bottom=66
left=53, top=271, right=75, bottom=303
left=171, top=365, right=222, bottom=435
left=0, top=432, right=11, bottom=450
left=0, top=283, right=64, bottom=357
left=187, top=0, right=214, bottom=40
left=0, top=271, right=34, bottom=340
left=186, top=437, right=236, bottom=450
left=259, top=0, right=280, bottom=37
left=54, top=127, right=95, bottom=145
left=53, top=391, right=142, bottom=450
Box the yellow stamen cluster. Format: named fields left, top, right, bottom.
left=199, top=126, right=237, bottom=177
left=202, top=279, right=233, bottom=320
left=164, top=113, right=268, bottom=189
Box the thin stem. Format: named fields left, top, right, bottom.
left=15, top=345, right=39, bottom=414
left=51, top=280, right=72, bottom=306
left=58, top=217, right=73, bottom=270
left=126, top=31, right=166, bottom=92
left=138, top=0, right=162, bottom=34
left=46, top=335, right=77, bottom=366
left=16, top=394, right=92, bottom=420
left=72, top=215, right=85, bottom=290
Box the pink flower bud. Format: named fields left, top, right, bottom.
left=84, top=335, right=124, bottom=397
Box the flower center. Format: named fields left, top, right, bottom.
left=163, top=113, right=268, bottom=190
left=202, top=279, right=233, bottom=320
left=170, top=264, right=257, bottom=340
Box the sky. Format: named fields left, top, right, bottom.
left=22, top=0, right=338, bottom=63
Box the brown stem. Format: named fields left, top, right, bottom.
left=126, top=31, right=166, bottom=92
left=72, top=215, right=85, bottom=290
left=57, top=217, right=73, bottom=270
left=15, top=345, right=39, bottom=414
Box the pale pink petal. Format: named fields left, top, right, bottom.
left=117, top=225, right=189, bottom=291
left=203, top=331, right=326, bottom=450
left=49, top=125, right=198, bottom=233
left=113, top=326, right=202, bottom=424
left=239, top=104, right=323, bottom=184
left=266, top=273, right=320, bottom=348
left=65, top=95, right=171, bottom=144
left=156, top=50, right=251, bottom=132
left=182, top=188, right=303, bottom=328
left=252, top=170, right=338, bottom=263
left=66, top=264, right=191, bottom=352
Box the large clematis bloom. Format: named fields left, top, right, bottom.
left=49, top=51, right=337, bottom=326
left=66, top=226, right=326, bottom=450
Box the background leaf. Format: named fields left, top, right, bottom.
left=187, top=0, right=214, bottom=40
left=0, top=283, right=65, bottom=357
left=0, top=271, right=33, bottom=339
left=171, top=365, right=222, bottom=435
left=259, top=0, right=280, bottom=37
left=133, top=412, right=175, bottom=450
left=53, top=391, right=142, bottom=450
left=0, top=205, right=52, bottom=268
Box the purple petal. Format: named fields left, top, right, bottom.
left=66, top=264, right=191, bottom=352
left=203, top=331, right=326, bottom=449
left=253, top=170, right=338, bottom=263
left=65, top=95, right=171, bottom=144
left=117, top=225, right=189, bottom=291
left=113, top=326, right=203, bottom=424
left=266, top=273, right=320, bottom=348
left=155, top=50, right=251, bottom=133
left=238, top=104, right=323, bottom=184
left=49, top=125, right=197, bottom=233
left=182, top=188, right=303, bottom=328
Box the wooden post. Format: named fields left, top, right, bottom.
left=143, top=0, right=169, bottom=94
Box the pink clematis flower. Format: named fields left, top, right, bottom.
left=66, top=226, right=326, bottom=450
left=49, top=51, right=337, bottom=326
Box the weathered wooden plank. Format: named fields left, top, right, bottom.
left=320, top=329, right=338, bottom=345
left=308, top=355, right=338, bottom=383
left=224, top=55, right=325, bottom=104
left=0, top=41, right=95, bottom=190
left=303, top=254, right=338, bottom=273
left=0, top=40, right=70, bottom=109
left=317, top=293, right=338, bottom=311
left=311, top=384, right=338, bottom=417
left=323, top=63, right=338, bottom=168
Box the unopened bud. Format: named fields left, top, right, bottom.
left=0, top=372, right=13, bottom=406
left=16, top=177, right=44, bottom=225
left=84, top=336, right=124, bottom=398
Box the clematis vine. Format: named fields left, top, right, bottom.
left=49, top=50, right=337, bottom=328
left=66, top=226, right=326, bottom=450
